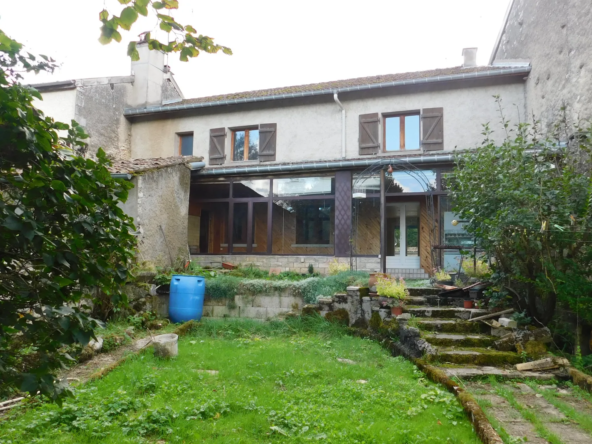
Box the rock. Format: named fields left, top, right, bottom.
left=516, top=357, right=570, bottom=372
left=125, top=327, right=135, bottom=338
left=397, top=313, right=411, bottom=320
left=337, top=358, right=356, bottom=365
left=524, top=340, right=548, bottom=359
left=325, top=309, right=349, bottom=326
left=88, top=337, right=103, bottom=353
left=356, top=380, right=368, bottom=384
left=491, top=327, right=511, bottom=337
left=302, top=304, right=320, bottom=316
left=317, top=297, right=333, bottom=304
left=499, top=318, right=518, bottom=328
left=516, top=383, right=535, bottom=394
left=269, top=267, right=282, bottom=276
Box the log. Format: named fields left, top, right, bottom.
left=516, top=357, right=570, bottom=372
left=0, top=397, right=24, bottom=407
left=468, top=308, right=514, bottom=322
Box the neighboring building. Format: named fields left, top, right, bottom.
left=31, top=0, right=592, bottom=276
left=490, top=0, right=592, bottom=129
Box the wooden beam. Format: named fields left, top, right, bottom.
left=468, top=308, right=514, bottom=322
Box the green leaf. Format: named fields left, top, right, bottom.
left=99, top=9, right=109, bottom=21
left=160, top=21, right=172, bottom=32
left=127, top=41, right=140, bottom=61
left=163, top=0, right=179, bottom=9
left=134, top=3, right=148, bottom=16
left=3, top=216, right=22, bottom=231
left=180, top=46, right=192, bottom=62
left=20, top=374, right=38, bottom=393
left=152, top=1, right=165, bottom=9
left=55, top=277, right=74, bottom=288
left=184, top=25, right=196, bottom=33
left=51, top=180, right=67, bottom=192
left=112, top=30, right=122, bottom=43
left=42, top=253, right=55, bottom=267
left=119, top=7, right=138, bottom=30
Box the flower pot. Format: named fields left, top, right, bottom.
left=463, top=300, right=474, bottom=309
left=391, top=306, right=404, bottom=316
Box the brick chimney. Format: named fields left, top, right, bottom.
left=462, top=47, right=478, bottom=68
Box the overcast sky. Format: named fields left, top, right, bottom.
left=1, top=0, right=511, bottom=99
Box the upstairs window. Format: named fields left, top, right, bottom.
left=232, top=128, right=259, bottom=161
left=178, top=133, right=194, bottom=156
left=384, top=114, right=420, bottom=151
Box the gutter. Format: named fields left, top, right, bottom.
left=110, top=173, right=133, bottom=180
left=195, top=154, right=456, bottom=176
left=29, top=80, right=77, bottom=92
left=333, top=93, right=346, bottom=159
left=124, top=66, right=531, bottom=118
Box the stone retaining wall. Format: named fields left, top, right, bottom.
left=202, top=293, right=304, bottom=320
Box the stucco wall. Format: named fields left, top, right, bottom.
left=134, top=164, right=191, bottom=267
left=130, top=81, right=525, bottom=164
left=34, top=89, right=77, bottom=125
left=76, top=83, right=132, bottom=160
left=493, top=0, right=592, bottom=128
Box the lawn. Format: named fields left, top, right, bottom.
left=1, top=318, right=480, bottom=443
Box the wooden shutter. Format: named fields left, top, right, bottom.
left=258, top=123, right=277, bottom=162
left=209, top=127, right=226, bottom=165
left=421, top=108, right=444, bottom=151
left=359, top=113, right=380, bottom=155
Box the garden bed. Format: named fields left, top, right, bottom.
left=1, top=318, right=480, bottom=443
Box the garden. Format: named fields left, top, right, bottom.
left=0, top=317, right=480, bottom=444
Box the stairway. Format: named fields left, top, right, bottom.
left=401, top=291, right=554, bottom=380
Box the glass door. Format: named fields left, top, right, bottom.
left=385, top=202, right=421, bottom=269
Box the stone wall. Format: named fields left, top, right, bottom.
left=202, top=293, right=304, bottom=320
left=191, top=255, right=380, bottom=275
left=493, top=0, right=592, bottom=129
left=134, top=164, right=191, bottom=267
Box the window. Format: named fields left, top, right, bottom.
left=384, top=114, right=420, bottom=151
left=232, top=128, right=259, bottom=161
left=178, top=133, right=193, bottom=156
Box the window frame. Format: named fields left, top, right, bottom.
left=230, top=126, right=259, bottom=162
left=177, top=132, right=194, bottom=156
left=382, top=112, right=420, bottom=152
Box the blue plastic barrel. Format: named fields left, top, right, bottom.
left=168, top=275, right=205, bottom=323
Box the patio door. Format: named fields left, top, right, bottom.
left=385, top=202, right=420, bottom=269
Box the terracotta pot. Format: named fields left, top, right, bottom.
left=391, top=306, right=404, bottom=316
left=463, top=300, right=474, bottom=309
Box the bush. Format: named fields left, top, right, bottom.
left=328, top=259, right=349, bottom=275
left=376, top=277, right=408, bottom=300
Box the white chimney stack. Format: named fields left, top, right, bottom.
left=129, top=42, right=166, bottom=108
left=462, top=47, right=478, bottom=68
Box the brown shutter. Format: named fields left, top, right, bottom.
left=258, top=123, right=277, bottom=162
left=359, top=113, right=380, bottom=155
left=421, top=108, right=444, bottom=151
left=209, top=127, right=226, bottom=165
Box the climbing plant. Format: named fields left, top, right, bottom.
left=449, top=98, right=592, bottom=326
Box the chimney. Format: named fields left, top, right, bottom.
left=129, top=41, right=166, bottom=108
left=462, top=47, right=478, bottom=68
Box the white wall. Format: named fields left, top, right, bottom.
left=131, top=81, right=525, bottom=164
left=34, top=89, right=77, bottom=125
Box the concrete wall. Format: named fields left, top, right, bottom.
left=133, top=164, right=191, bottom=266
left=493, top=0, right=592, bottom=129
left=130, top=81, right=526, bottom=164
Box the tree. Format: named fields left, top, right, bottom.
left=0, top=0, right=230, bottom=402
left=98, top=0, right=232, bottom=61
left=449, top=99, right=592, bottom=326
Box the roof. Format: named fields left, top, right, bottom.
left=124, top=64, right=531, bottom=117
left=489, top=0, right=516, bottom=64
left=108, top=156, right=203, bottom=175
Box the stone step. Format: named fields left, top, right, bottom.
left=430, top=347, right=522, bottom=366
left=407, top=287, right=441, bottom=296
left=405, top=296, right=457, bottom=307
left=423, top=333, right=496, bottom=348
left=406, top=307, right=488, bottom=320
left=416, top=318, right=483, bottom=334
left=438, top=366, right=556, bottom=380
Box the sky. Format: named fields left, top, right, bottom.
left=0, top=0, right=511, bottom=99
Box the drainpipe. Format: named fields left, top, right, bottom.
left=333, top=92, right=346, bottom=159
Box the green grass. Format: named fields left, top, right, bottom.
left=0, top=317, right=480, bottom=444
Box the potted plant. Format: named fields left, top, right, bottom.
left=376, top=276, right=408, bottom=316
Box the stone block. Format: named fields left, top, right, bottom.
left=499, top=318, right=518, bottom=328
left=279, top=295, right=303, bottom=310
left=240, top=307, right=268, bottom=319
left=201, top=305, right=214, bottom=317
left=212, top=306, right=240, bottom=318
left=252, top=295, right=281, bottom=309
left=491, top=327, right=511, bottom=337
left=266, top=308, right=292, bottom=319
left=235, top=295, right=254, bottom=307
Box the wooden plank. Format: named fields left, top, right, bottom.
left=516, top=357, right=570, bottom=372
left=468, top=308, right=514, bottom=322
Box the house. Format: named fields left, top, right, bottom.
left=31, top=0, right=592, bottom=277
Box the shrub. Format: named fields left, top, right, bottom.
left=434, top=269, right=451, bottom=281
left=328, top=259, right=349, bottom=275
left=376, top=277, right=408, bottom=300
left=461, top=258, right=490, bottom=279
